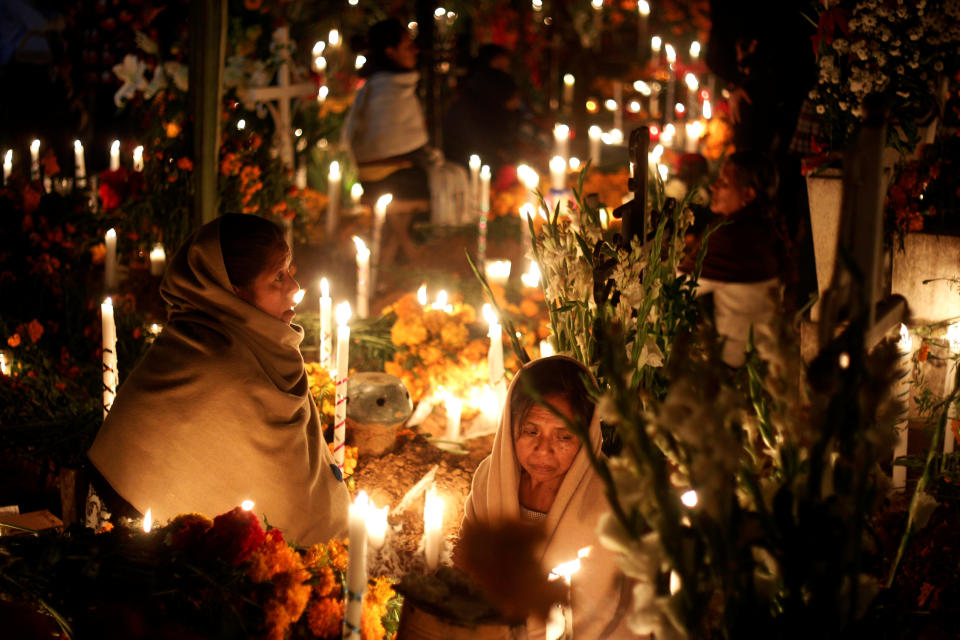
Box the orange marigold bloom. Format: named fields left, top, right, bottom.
left=440, top=322, right=468, bottom=349
left=312, top=564, right=339, bottom=598
left=165, top=122, right=181, bottom=138
left=177, top=157, right=193, bottom=171
left=918, top=343, right=930, bottom=363
left=391, top=317, right=427, bottom=347
left=247, top=529, right=302, bottom=582
left=327, top=538, right=349, bottom=573
left=307, top=597, right=344, bottom=639
left=361, top=576, right=397, bottom=640
left=520, top=298, right=540, bottom=318
left=262, top=569, right=312, bottom=640
left=7, top=334, right=21, bottom=348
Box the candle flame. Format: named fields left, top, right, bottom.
left=111, top=140, right=120, bottom=153
left=588, top=125, right=602, bottom=140
left=638, top=0, right=650, bottom=15
left=241, top=499, right=255, bottom=511
left=568, top=157, right=581, bottom=171
left=328, top=29, right=340, bottom=46
left=551, top=548, right=591, bottom=582
left=106, top=228, right=116, bottom=240
left=469, top=154, right=481, bottom=169
left=293, top=289, right=305, bottom=305
left=521, top=261, right=541, bottom=288
left=433, top=290, right=448, bottom=309
left=366, top=500, right=389, bottom=547
left=350, top=183, right=364, bottom=200
left=634, top=80, right=651, bottom=95
left=553, top=123, right=569, bottom=139
left=690, top=41, right=702, bottom=57
left=681, top=489, right=698, bottom=507
left=317, top=85, right=329, bottom=101
left=417, top=284, right=428, bottom=306
left=664, top=43, right=677, bottom=63
left=312, top=41, right=325, bottom=55
left=684, top=73, right=699, bottom=91
left=74, top=139, right=83, bottom=151
left=480, top=164, right=491, bottom=179
left=102, top=296, right=113, bottom=311
left=482, top=303, right=498, bottom=326
left=355, top=490, right=369, bottom=511
left=329, top=160, right=341, bottom=180
left=355, top=54, right=366, bottom=69
left=549, top=155, right=566, bottom=172
left=376, top=193, right=393, bottom=214
left=897, top=323, right=912, bottom=353
left=563, top=73, right=575, bottom=87
left=3, top=150, right=11, bottom=165
left=336, top=301, right=352, bottom=326
left=352, top=236, right=370, bottom=260
left=540, top=340, right=555, bottom=358
left=519, top=203, right=535, bottom=221
left=320, top=277, right=330, bottom=298
left=485, top=259, right=511, bottom=281
left=703, top=99, right=713, bottom=119
left=651, top=35, right=662, bottom=51
left=143, top=509, right=152, bottom=533
left=30, top=139, right=40, bottom=153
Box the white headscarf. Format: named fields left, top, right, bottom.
left=462, top=355, right=633, bottom=639
left=89, top=217, right=350, bottom=545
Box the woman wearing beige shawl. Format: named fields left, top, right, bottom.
left=89, top=215, right=349, bottom=545
left=461, top=356, right=633, bottom=639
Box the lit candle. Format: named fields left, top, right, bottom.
left=549, top=155, right=566, bottom=191
left=664, top=43, right=676, bottom=66
left=372, top=194, right=392, bottom=293
left=149, top=243, right=166, bottom=277
left=703, top=99, right=713, bottom=120
left=549, top=547, right=591, bottom=640
left=104, top=228, right=118, bottom=290
left=893, top=323, right=912, bottom=489
left=685, top=121, right=704, bottom=153
left=539, top=339, right=555, bottom=358
left=469, top=154, right=481, bottom=216
left=431, top=289, right=450, bottom=313
left=417, top=283, right=428, bottom=306
left=562, top=74, right=575, bottom=109
left=637, top=1, right=650, bottom=60
left=328, top=28, right=341, bottom=47
left=444, top=392, right=463, bottom=442
left=944, top=322, right=960, bottom=457
left=30, top=139, right=40, bottom=181
left=143, top=509, right=152, bottom=533
left=319, top=278, right=332, bottom=369
left=650, top=35, right=662, bottom=66
left=588, top=126, right=602, bottom=167
left=353, top=236, right=370, bottom=318
left=423, top=486, right=444, bottom=572
left=690, top=40, right=701, bottom=60
left=74, top=140, right=87, bottom=187
left=109, top=140, right=120, bottom=171
left=484, top=260, right=511, bottom=288
left=101, top=297, right=118, bottom=418
left=553, top=124, right=570, bottom=161
left=483, top=303, right=505, bottom=394
left=366, top=499, right=389, bottom=551
left=2, top=150, right=11, bottom=185
left=0, top=351, right=10, bottom=376
left=350, top=182, right=363, bottom=207
left=649, top=81, right=661, bottom=119
left=241, top=499, right=255, bottom=511
left=478, top=164, right=491, bottom=266
left=333, top=302, right=351, bottom=470
left=344, top=490, right=368, bottom=640
left=132, top=145, right=144, bottom=172
left=521, top=261, right=541, bottom=289
left=326, top=160, right=341, bottom=237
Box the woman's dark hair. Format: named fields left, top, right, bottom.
left=363, top=19, right=409, bottom=76
left=510, top=358, right=595, bottom=437
left=725, top=151, right=778, bottom=206
left=218, top=213, right=287, bottom=288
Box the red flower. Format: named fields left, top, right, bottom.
left=202, top=506, right=266, bottom=565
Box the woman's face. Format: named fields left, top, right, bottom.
left=385, top=32, right=418, bottom=70
left=514, top=394, right=582, bottom=486
left=709, top=163, right=756, bottom=216
left=234, top=246, right=300, bottom=323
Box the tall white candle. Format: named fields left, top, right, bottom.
left=478, top=164, right=491, bottom=266
left=109, top=140, right=120, bottom=171
left=944, top=322, right=960, bottom=457
left=469, top=154, right=481, bottom=217
left=149, top=243, right=166, bottom=277
left=444, top=393, right=463, bottom=442
left=553, top=124, right=570, bottom=162
left=2, top=150, right=11, bottom=185
left=423, top=486, right=444, bottom=572
left=588, top=126, right=602, bottom=167
left=549, top=155, right=566, bottom=191
left=326, top=161, right=341, bottom=236
left=893, top=323, right=912, bottom=489
left=353, top=236, right=370, bottom=319
left=343, top=490, right=368, bottom=640
left=104, top=228, right=118, bottom=290
left=650, top=35, right=662, bottom=66
left=562, top=74, right=575, bottom=109
left=74, top=140, right=87, bottom=187
left=30, top=139, right=40, bottom=181
left=333, top=302, right=351, bottom=470
left=101, top=297, right=118, bottom=418
left=319, top=278, right=332, bottom=369
left=690, top=40, right=701, bottom=60
left=350, top=183, right=364, bottom=208
left=540, top=339, right=555, bottom=358
left=366, top=499, right=389, bottom=551
left=484, top=260, right=511, bottom=288
left=372, top=194, right=392, bottom=294
left=132, top=145, right=144, bottom=172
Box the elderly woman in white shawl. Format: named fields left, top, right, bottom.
left=88, top=214, right=349, bottom=544
left=462, top=356, right=633, bottom=639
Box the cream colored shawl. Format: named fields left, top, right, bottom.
left=462, top=356, right=633, bottom=639
left=88, top=218, right=350, bottom=545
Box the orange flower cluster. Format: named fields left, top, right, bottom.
left=382, top=292, right=488, bottom=403
left=502, top=288, right=550, bottom=371
left=328, top=443, right=358, bottom=479
left=221, top=152, right=243, bottom=177
left=361, top=576, right=398, bottom=640
left=6, top=319, right=45, bottom=348
left=306, top=363, right=335, bottom=424
left=240, top=165, right=264, bottom=214
left=490, top=183, right=532, bottom=219
left=247, top=528, right=312, bottom=640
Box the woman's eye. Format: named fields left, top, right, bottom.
left=276, top=272, right=285, bottom=281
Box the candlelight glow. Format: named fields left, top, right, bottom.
left=684, top=73, right=699, bottom=90
left=480, top=164, right=491, bottom=180
left=469, top=154, right=481, bottom=170
left=366, top=500, right=389, bottom=549
left=604, top=98, right=618, bottom=112
left=74, top=139, right=82, bottom=152
left=703, top=99, right=713, bottom=119
left=482, top=303, right=498, bottom=326
left=585, top=99, right=599, bottom=113
left=315, top=56, right=327, bottom=72
left=554, top=123, right=570, bottom=140
left=111, top=139, right=120, bottom=154
left=519, top=203, right=535, bottom=221
left=485, top=260, right=511, bottom=284
left=352, top=236, right=370, bottom=260
left=634, top=80, right=651, bottom=95
left=657, top=164, right=669, bottom=182
left=651, top=35, right=662, bottom=52
left=898, top=323, right=912, bottom=353
left=590, top=0, right=603, bottom=9
left=143, top=509, right=153, bottom=533
left=237, top=119, right=246, bottom=130
left=551, top=546, right=591, bottom=582
left=30, top=139, right=40, bottom=154
left=681, top=490, right=698, bottom=507
left=132, top=145, right=144, bottom=171
left=638, top=0, right=650, bottom=16
left=317, top=85, right=329, bottom=101
left=690, top=41, right=701, bottom=58
left=336, top=301, right=352, bottom=326
left=568, top=157, right=581, bottom=171
left=376, top=193, right=393, bottom=213
left=417, top=283, right=428, bottom=306
left=106, top=228, right=116, bottom=242
left=540, top=340, right=555, bottom=358
left=588, top=125, right=602, bottom=140
left=563, top=73, right=575, bottom=87
left=424, top=487, right=444, bottom=531
left=350, top=183, right=364, bottom=201
left=3, top=150, right=11, bottom=167
left=432, top=290, right=449, bottom=311
left=241, top=499, right=255, bottom=511
left=293, top=289, right=305, bottom=305
left=628, top=100, right=641, bottom=113
left=550, top=154, right=566, bottom=173
left=0, top=351, right=9, bottom=376
left=328, top=29, right=340, bottom=46
left=320, top=277, right=330, bottom=298
left=664, top=43, right=676, bottom=64
left=329, top=160, right=341, bottom=180
left=312, top=41, right=325, bottom=56
left=650, top=144, right=664, bottom=161
left=670, top=570, right=682, bottom=595
left=521, top=261, right=541, bottom=288
left=517, top=164, right=539, bottom=188
left=686, top=120, right=705, bottom=140
left=675, top=102, right=686, bottom=115
left=839, top=352, right=851, bottom=369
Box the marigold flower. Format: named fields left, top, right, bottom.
left=204, top=506, right=266, bottom=565
left=7, top=334, right=21, bottom=348
left=327, top=538, right=349, bottom=573
left=165, top=122, right=181, bottom=138
left=361, top=577, right=397, bottom=640
left=440, top=322, right=468, bottom=349
left=307, top=597, right=344, bottom=638
left=165, top=512, right=213, bottom=550
left=176, top=157, right=193, bottom=171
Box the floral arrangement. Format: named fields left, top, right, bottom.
left=807, top=0, right=960, bottom=159
left=0, top=506, right=401, bottom=640
left=382, top=293, right=489, bottom=404
left=885, top=131, right=960, bottom=244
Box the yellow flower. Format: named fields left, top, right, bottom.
left=422, top=309, right=446, bottom=335
left=440, top=321, right=468, bottom=349
left=327, top=538, right=349, bottom=573
left=307, top=597, right=344, bottom=638
left=391, top=317, right=427, bottom=346
left=361, top=576, right=397, bottom=640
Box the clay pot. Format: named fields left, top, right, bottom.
left=346, top=372, right=412, bottom=456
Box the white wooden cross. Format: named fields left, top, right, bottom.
left=242, top=27, right=315, bottom=169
